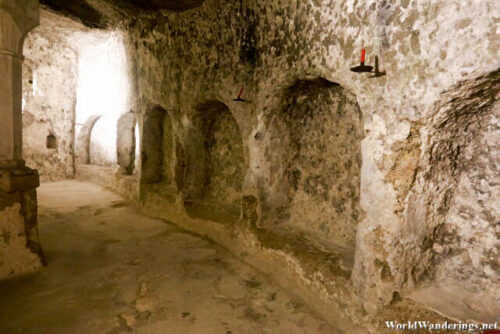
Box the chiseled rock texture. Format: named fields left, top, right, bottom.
left=0, top=191, right=42, bottom=279
left=24, top=0, right=500, bottom=331
left=405, top=71, right=500, bottom=322
left=120, top=0, right=498, bottom=315
left=22, top=24, right=78, bottom=182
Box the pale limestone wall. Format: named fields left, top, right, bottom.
left=121, top=0, right=499, bottom=318
left=22, top=30, right=78, bottom=182
left=0, top=0, right=43, bottom=281
left=30, top=0, right=499, bottom=328
left=405, top=72, right=500, bottom=322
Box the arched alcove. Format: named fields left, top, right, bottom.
left=183, top=101, right=245, bottom=221
left=90, top=117, right=117, bottom=166
left=75, top=115, right=101, bottom=164
left=141, top=105, right=174, bottom=184
left=116, top=111, right=137, bottom=175
left=46, top=133, right=57, bottom=149
left=406, top=69, right=499, bottom=322
left=269, top=78, right=364, bottom=248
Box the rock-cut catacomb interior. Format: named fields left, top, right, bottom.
left=0, top=1, right=498, bottom=333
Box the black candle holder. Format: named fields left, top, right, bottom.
left=369, top=56, right=386, bottom=78
left=233, top=88, right=250, bottom=103
left=350, top=49, right=373, bottom=73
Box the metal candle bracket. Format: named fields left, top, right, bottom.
left=234, top=88, right=250, bottom=103
left=350, top=49, right=386, bottom=78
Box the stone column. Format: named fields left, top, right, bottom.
left=0, top=0, right=43, bottom=279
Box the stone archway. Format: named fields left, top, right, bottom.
left=141, top=105, right=175, bottom=184
left=268, top=78, right=364, bottom=248
left=116, top=111, right=137, bottom=175
left=75, top=115, right=101, bottom=164
left=183, top=101, right=245, bottom=220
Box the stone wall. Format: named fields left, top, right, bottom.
left=22, top=29, right=78, bottom=182
left=406, top=70, right=500, bottom=322
left=116, top=0, right=499, bottom=325
left=0, top=189, right=43, bottom=279
left=0, top=0, right=44, bottom=281
left=33, top=0, right=499, bottom=330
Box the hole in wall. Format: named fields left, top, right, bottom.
left=272, top=78, right=364, bottom=250
left=141, top=105, right=174, bottom=184
left=183, top=101, right=245, bottom=222
left=117, top=111, right=137, bottom=175
left=75, top=115, right=101, bottom=164
left=46, top=133, right=57, bottom=149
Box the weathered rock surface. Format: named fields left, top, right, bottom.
left=12, top=0, right=500, bottom=330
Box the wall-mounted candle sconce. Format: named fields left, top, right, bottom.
left=233, top=88, right=250, bottom=103
left=351, top=49, right=387, bottom=78
left=369, top=56, right=386, bottom=78
left=350, top=49, right=373, bottom=73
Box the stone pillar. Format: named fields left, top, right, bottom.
left=0, top=0, right=43, bottom=279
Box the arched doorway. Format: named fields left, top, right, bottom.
left=183, top=101, right=245, bottom=222
left=271, top=78, right=364, bottom=248
left=116, top=111, right=137, bottom=175
left=75, top=115, right=101, bottom=164
left=141, top=105, right=175, bottom=184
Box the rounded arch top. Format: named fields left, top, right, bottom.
left=75, top=114, right=102, bottom=164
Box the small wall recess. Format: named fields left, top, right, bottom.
left=46, top=133, right=57, bottom=149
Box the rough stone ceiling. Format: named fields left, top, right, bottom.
left=30, top=8, right=117, bottom=58
left=40, top=0, right=206, bottom=28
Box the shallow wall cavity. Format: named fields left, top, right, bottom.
left=404, top=69, right=499, bottom=322
left=76, top=115, right=101, bottom=164
left=117, top=111, right=137, bottom=174
left=141, top=106, right=173, bottom=184
left=267, top=79, right=363, bottom=247
left=185, top=101, right=245, bottom=207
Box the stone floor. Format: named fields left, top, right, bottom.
left=0, top=181, right=335, bottom=334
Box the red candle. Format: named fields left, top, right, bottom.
left=361, top=49, right=366, bottom=63
left=238, top=88, right=244, bottom=99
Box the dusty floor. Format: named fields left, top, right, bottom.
left=0, top=181, right=335, bottom=334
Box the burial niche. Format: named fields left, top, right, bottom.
left=90, top=117, right=117, bottom=166
left=76, top=115, right=101, bottom=164
left=184, top=101, right=245, bottom=215
left=141, top=105, right=174, bottom=184
left=277, top=78, right=364, bottom=247
left=117, top=111, right=137, bottom=175
left=46, top=133, right=57, bottom=149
